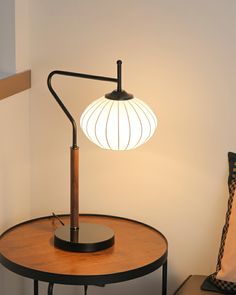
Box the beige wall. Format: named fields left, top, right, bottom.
left=29, top=1, right=236, bottom=294
left=1, top=0, right=236, bottom=294
left=0, top=92, right=31, bottom=295
left=0, top=1, right=31, bottom=294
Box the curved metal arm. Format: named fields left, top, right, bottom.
left=47, top=61, right=122, bottom=230
left=47, top=61, right=121, bottom=147
left=47, top=72, right=78, bottom=147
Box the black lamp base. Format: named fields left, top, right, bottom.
left=54, top=223, right=115, bottom=252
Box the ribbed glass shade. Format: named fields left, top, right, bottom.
left=80, top=97, right=157, bottom=150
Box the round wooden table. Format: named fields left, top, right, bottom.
left=0, top=214, right=168, bottom=295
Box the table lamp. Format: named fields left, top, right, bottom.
left=47, top=60, right=157, bottom=252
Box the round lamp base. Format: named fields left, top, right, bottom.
left=54, top=223, right=115, bottom=252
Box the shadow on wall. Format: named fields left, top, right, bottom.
left=0, top=166, right=12, bottom=232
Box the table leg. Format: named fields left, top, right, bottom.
left=162, top=260, right=168, bottom=295
left=34, top=280, right=38, bottom=295
left=48, top=283, right=54, bottom=295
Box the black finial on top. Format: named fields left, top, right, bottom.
left=105, top=59, right=133, bottom=100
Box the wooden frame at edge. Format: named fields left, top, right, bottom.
left=0, top=70, right=31, bottom=100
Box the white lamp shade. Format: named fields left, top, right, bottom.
left=80, top=97, right=157, bottom=150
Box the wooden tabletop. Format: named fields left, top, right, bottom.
left=0, top=214, right=168, bottom=285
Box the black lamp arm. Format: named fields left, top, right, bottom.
left=47, top=60, right=122, bottom=147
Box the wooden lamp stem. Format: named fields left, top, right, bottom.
left=70, top=146, right=79, bottom=229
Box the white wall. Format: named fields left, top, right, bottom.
left=1, top=0, right=236, bottom=294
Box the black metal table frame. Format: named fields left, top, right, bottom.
left=0, top=214, right=168, bottom=295
left=32, top=260, right=167, bottom=295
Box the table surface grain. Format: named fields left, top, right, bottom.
left=0, top=214, right=167, bottom=285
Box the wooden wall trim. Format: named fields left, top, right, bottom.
left=0, top=70, right=31, bottom=101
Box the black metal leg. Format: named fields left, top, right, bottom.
left=84, top=285, right=88, bottom=295
left=48, top=283, right=54, bottom=295
left=34, top=280, right=38, bottom=295
left=162, top=260, right=168, bottom=295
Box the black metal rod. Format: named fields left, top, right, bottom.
left=47, top=66, right=119, bottom=147
left=49, top=70, right=118, bottom=83
left=117, top=60, right=122, bottom=92
left=84, top=285, right=88, bottom=295
left=162, top=260, right=168, bottom=295
left=48, top=283, right=54, bottom=295
left=34, top=280, right=38, bottom=295
left=47, top=73, right=78, bottom=147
